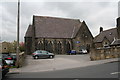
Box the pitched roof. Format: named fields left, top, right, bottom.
left=94, top=28, right=118, bottom=43
left=33, top=16, right=82, bottom=38
left=111, top=39, right=120, bottom=46
left=25, top=25, right=33, bottom=37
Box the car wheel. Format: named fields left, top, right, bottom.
left=49, top=56, right=53, bottom=59
left=34, top=56, right=39, bottom=59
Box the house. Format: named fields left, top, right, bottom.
left=0, top=41, right=15, bottom=53
left=0, top=42, right=10, bottom=53
left=90, top=17, right=120, bottom=60
left=94, top=17, right=120, bottom=48
left=93, top=28, right=118, bottom=48
left=25, top=16, right=93, bottom=55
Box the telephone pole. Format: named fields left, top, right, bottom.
left=16, top=0, right=20, bottom=68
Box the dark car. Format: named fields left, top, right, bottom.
left=2, top=53, right=11, bottom=60
left=67, top=50, right=76, bottom=55
left=32, top=50, right=55, bottom=59
left=0, top=58, right=9, bottom=77
left=2, top=53, right=16, bottom=66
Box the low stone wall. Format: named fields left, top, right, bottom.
left=16, top=52, right=26, bottom=67
left=90, top=46, right=120, bottom=61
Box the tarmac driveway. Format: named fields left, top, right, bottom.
left=9, top=54, right=119, bottom=73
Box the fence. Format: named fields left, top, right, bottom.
left=90, top=46, right=120, bottom=60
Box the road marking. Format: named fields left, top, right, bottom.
left=111, top=72, right=120, bottom=75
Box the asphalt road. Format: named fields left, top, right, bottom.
left=3, top=62, right=119, bottom=79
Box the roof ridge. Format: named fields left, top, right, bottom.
left=33, top=15, right=80, bottom=21
left=102, top=28, right=116, bottom=32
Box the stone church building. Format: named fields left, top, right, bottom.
left=25, top=16, right=93, bottom=55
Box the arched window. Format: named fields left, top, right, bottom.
left=37, top=41, right=44, bottom=50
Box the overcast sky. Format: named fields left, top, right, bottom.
left=0, top=0, right=119, bottom=42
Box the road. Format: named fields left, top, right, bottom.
left=3, top=62, right=119, bottom=79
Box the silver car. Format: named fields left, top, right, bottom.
left=32, top=50, right=55, bottom=59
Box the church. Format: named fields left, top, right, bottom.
left=25, top=16, right=93, bottom=54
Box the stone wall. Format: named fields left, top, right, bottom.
left=25, top=37, right=32, bottom=55
left=15, top=52, right=26, bottom=67
left=90, top=46, right=120, bottom=60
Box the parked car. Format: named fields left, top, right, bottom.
left=79, top=49, right=88, bottom=54
left=10, top=53, right=17, bottom=66
left=0, top=58, right=9, bottom=77
left=2, top=53, right=16, bottom=66
left=67, top=50, right=76, bottom=55
left=32, top=50, right=55, bottom=59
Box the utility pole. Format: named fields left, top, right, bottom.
left=16, top=0, right=20, bottom=68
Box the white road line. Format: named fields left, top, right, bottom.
left=111, top=72, right=120, bottom=75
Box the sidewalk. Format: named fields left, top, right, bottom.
left=9, top=55, right=119, bottom=73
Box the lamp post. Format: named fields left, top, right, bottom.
left=16, top=0, right=20, bottom=68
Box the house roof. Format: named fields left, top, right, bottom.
left=25, top=25, right=33, bottom=37
left=93, top=28, right=118, bottom=43
left=33, top=16, right=82, bottom=38
left=111, top=39, right=120, bottom=46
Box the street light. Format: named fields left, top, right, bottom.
left=16, top=0, right=20, bottom=68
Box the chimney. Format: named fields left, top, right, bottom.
left=117, top=17, right=120, bottom=27
left=100, top=27, right=103, bottom=33
left=117, top=17, right=120, bottom=39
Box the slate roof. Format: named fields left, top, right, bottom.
left=93, top=28, right=118, bottom=43
left=25, top=25, right=33, bottom=37
left=32, top=16, right=82, bottom=38
left=111, top=39, right=120, bottom=46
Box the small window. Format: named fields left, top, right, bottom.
left=105, top=42, right=107, bottom=44
left=103, top=42, right=109, bottom=47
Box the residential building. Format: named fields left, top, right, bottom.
left=90, top=17, right=120, bottom=60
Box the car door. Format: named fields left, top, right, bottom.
left=41, top=51, right=49, bottom=58
left=37, top=51, right=43, bottom=58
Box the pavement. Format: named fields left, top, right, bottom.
left=9, top=54, right=119, bottom=73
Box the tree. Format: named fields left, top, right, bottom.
left=19, top=42, right=25, bottom=52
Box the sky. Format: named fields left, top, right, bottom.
left=0, top=0, right=119, bottom=42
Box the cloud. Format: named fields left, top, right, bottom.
left=42, top=2, right=118, bottom=36
left=0, top=1, right=118, bottom=42
left=118, top=1, right=120, bottom=17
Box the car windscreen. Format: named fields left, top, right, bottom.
left=2, top=54, right=10, bottom=57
